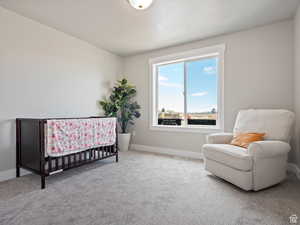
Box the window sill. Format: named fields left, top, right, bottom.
left=149, top=125, right=223, bottom=133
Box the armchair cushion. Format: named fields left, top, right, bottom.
left=202, top=144, right=252, bottom=171
left=248, top=141, right=291, bottom=159
left=206, top=133, right=233, bottom=144
left=230, top=132, right=265, bottom=148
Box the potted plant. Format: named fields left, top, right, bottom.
left=99, top=79, right=141, bottom=151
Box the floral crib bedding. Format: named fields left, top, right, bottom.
left=45, top=118, right=116, bottom=157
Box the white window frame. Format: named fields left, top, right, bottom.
left=149, top=44, right=225, bottom=133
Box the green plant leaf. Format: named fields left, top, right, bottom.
left=98, top=78, right=141, bottom=133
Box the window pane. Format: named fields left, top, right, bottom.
left=157, top=62, right=184, bottom=126
left=186, top=57, right=218, bottom=126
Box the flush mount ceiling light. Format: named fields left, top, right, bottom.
left=128, top=0, right=153, bottom=10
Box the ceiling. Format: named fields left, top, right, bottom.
left=0, top=0, right=299, bottom=56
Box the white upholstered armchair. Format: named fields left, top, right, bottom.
left=202, top=109, right=294, bottom=191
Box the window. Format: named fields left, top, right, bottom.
left=150, top=44, right=225, bottom=132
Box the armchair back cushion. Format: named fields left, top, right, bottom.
left=233, top=109, right=294, bottom=142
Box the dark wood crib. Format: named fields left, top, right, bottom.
left=16, top=117, right=118, bottom=189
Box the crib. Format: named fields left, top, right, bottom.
left=16, top=117, right=118, bottom=189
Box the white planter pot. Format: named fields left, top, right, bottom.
left=118, top=133, right=131, bottom=152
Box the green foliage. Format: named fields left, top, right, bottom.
left=99, top=79, right=141, bottom=133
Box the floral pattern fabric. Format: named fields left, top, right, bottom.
left=46, top=118, right=116, bottom=157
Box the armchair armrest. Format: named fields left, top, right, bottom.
left=206, top=133, right=233, bottom=144
left=248, top=141, right=291, bottom=159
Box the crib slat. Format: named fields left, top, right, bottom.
left=73, top=153, right=77, bottom=165
left=62, top=156, right=65, bottom=169
left=74, top=154, right=77, bottom=164
left=55, top=158, right=59, bottom=170
left=68, top=155, right=71, bottom=168
left=79, top=152, right=81, bottom=164
left=84, top=151, right=87, bottom=161
left=48, top=157, right=52, bottom=172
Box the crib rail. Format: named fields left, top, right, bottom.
left=46, top=145, right=118, bottom=175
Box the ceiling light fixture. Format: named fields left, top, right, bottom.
left=128, top=0, right=153, bottom=10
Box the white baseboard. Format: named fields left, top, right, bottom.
left=287, top=163, right=300, bottom=180
left=0, top=168, right=31, bottom=182
left=130, top=144, right=203, bottom=160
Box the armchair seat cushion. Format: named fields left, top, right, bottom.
left=202, top=144, right=252, bottom=171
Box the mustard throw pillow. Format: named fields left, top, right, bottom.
left=230, top=133, right=265, bottom=148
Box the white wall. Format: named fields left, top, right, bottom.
left=123, top=20, right=294, bottom=152
left=0, top=7, right=123, bottom=172
left=293, top=6, right=300, bottom=168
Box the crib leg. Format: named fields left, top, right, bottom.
left=41, top=175, right=45, bottom=189
left=16, top=165, right=20, bottom=177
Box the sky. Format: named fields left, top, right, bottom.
left=158, top=57, right=218, bottom=113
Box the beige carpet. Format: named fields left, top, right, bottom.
left=0, top=151, right=300, bottom=225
